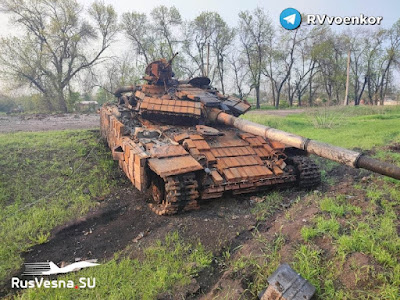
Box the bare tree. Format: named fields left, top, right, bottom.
left=238, top=8, right=272, bottom=109
left=121, top=12, right=156, bottom=65
left=211, top=15, right=235, bottom=94
left=228, top=52, right=251, bottom=100
left=290, top=26, right=317, bottom=106
left=150, top=6, right=182, bottom=58
left=378, top=20, right=400, bottom=104
left=0, top=0, right=118, bottom=112
left=102, top=52, right=141, bottom=93
left=182, top=12, right=220, bottom=78
left=364, top=29, right=386, bottom=105
left=343, top=29, right=369, bottom=105
left=264, top=29, right=299, bottom=108
left=312, top=28, right=347, bottom=104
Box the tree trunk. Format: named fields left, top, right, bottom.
left=271, top=80, right=276, bottom=107
left=255, top=85, right=260, bottom=109
left=380, top=69, right=391, bottom=106
left=354, top=79, right=359, bottom=105
left=355, top=77, right=367, bottom=106
left=43, top=95, right=54, bottom=112
left=275, top=82, right=281, bottom=109
left=367, top=76, right=374, bottom=105
left=275, top=93, right=280, bottom=109
left=308, top=71, right=313, bottom=107
left=219, top=58, right=225, bottom=95
left=379, top=59, right=392, bottom=106
left=56, top=88, right=68, bottom=113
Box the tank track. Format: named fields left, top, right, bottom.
left=149, top=173, right=200, bottom=215
left=290, top=156, right=321, bottom=188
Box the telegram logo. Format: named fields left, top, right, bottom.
left=280, top=8, right=301, bottom=30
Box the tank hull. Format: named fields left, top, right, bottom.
left=100, top=104, right=320, bottom=215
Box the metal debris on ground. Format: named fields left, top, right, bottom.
left=258, top=264, right=315, bottom=300
left=132, top=229, right=150, bottom=243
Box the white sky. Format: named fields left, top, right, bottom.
left=1, top=0, right=399, bottom=34
left=0, top=0, right=399, bottom=92
left=79, top=0, right=399, bottom=27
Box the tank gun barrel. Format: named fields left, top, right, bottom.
left=209, top=108, right=400, bottom=180
left=165, top=52, right=179, bottom=68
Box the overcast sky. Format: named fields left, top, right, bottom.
left=0, top=0, right=399, bottom=91
left=1, top=0, right=399, bottom=35
left=77, top=0, right=399, bottom=27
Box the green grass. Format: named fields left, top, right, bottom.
left=0, top=130, right=118, bottom=283
left=319, top=196, right=362, bottom=217
left=4, top=105, right=400, bottom=299
left=235, top=181, right=400, bottom=299
left=292, top=244, right=336, bottom=296
left=301, top=216, right=340, bottom=241
left=232, top=232, right=286, bottom=298
left=243, top=106, right=400, bottom=149
left=302, top=184, right=399, bottom=299
left=250, top=191, right=283, bottom=221
left=234, top=106, right=400, bottom=299
left=17, top=232, right=212, bottom=300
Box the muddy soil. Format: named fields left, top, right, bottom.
left=2, top=161, right=375, bottom=299
left=0, top=114, right=99, bottom=133
left=22, top=185, right=258, bottom=264
left=201, top=166, right=378, bottom=299
left=1, top=174, right=259, bottom=296
left=1, top=110, right=383, bottom=299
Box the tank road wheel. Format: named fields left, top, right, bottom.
left=150, top=176, right=165, bottom=205
left=290, top=156, right=321, bottom=188
left=149, top=173, right=200, bottom=216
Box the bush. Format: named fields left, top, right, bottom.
left=0, top=97, right=14, bottom=112
left=279, top=100, right=290, bottom=108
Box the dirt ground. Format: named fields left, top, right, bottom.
left=0, top=113, right=99, bottom=133
left=3, top=161, right=372, bottom=299
left=22, top=182, right=258, bottom=264
left=7, top=178, right=260, bottom=298
left=15, top=177, right=312, bottom=299
left=3, top=111, right=391, bottom=299
left=201, top=166, right=369, bottom=299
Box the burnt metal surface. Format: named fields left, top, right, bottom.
left=211, top=109, right=400, bottom=180
left=357, top=155, right=400, bottom=180
left=100, top=55, right=399, bottom=215
left=188, top=76, right=211, bottom=87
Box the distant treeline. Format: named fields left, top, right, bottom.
left=0, top=1, right=399, bottom=112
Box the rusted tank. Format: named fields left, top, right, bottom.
left=100, top=55, right=400, bottom=215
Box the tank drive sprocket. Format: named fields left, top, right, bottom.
left=149, top=173, right=200, bottom=215
left=290, top=156, right=321, bottom=188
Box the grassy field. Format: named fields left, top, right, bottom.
left=1, top=105, right=400, bottom=299
left=0, top=130, right=118, bottom=283
left=0, top=129, right=212, bottom=299
left=232, top=106, right=400, bottom=299
left=18, top=232, right=211, bottom=299
left=244, top=106, right=400, bottom=149
left=232, top=181, right=400, bottom=299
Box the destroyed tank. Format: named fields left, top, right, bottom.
left=100, top=54, right=400, bottom=215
